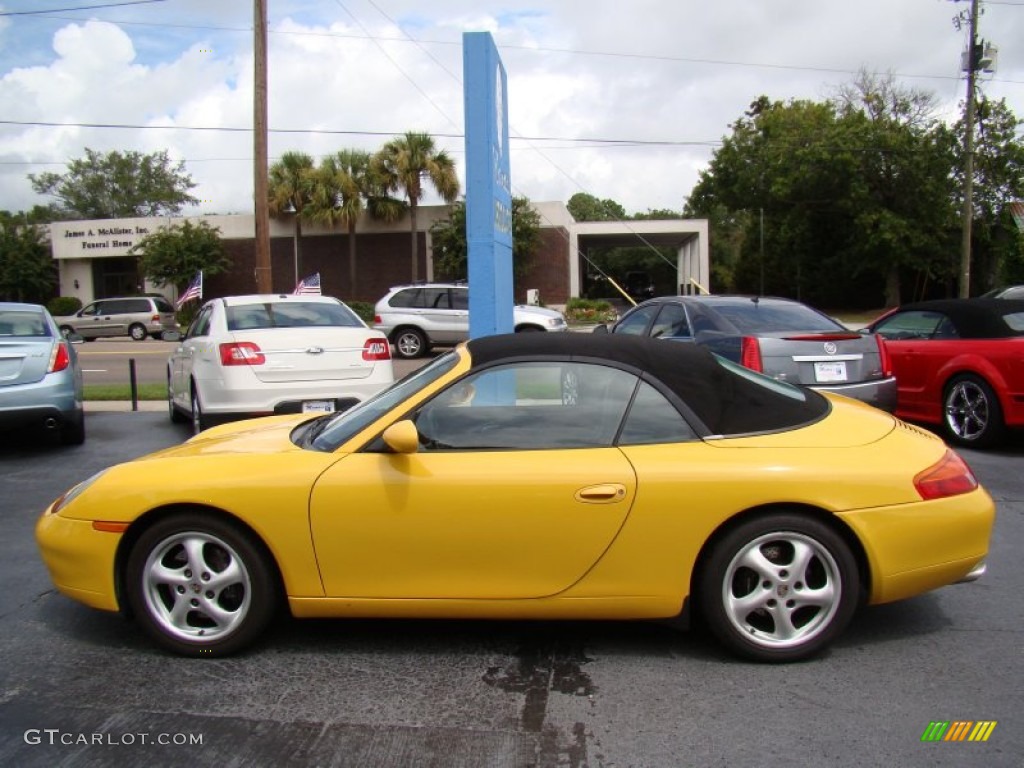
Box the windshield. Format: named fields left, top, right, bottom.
left=309, top=350, right=460, bottom=451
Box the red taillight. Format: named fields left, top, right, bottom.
left=48, top=341, right=71, bottom=373
left=875, top=334, right=893, bottom=378
left=740, top=336, right=763, bottom=372
left=219, top=342, right=265, bottom=366
left=373, top=315, right=382, bottom=325
left=914, top=450, right=979, bottom=500
left=363, top=338, right=391, bottom=361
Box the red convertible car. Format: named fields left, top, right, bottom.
left=867, top=298, right=1024, bottom=448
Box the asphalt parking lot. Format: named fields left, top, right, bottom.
left=1, top=412, right=1022, bottom=767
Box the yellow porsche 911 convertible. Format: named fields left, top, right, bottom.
left=36, top=333, right=994, bottom=662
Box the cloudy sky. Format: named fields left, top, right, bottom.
left=1, top=0, right=1022, bottom=219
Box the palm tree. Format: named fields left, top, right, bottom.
left=374, top=132, right=460, bottom=282
left=308, top=150, right=404, bottom=299
left=268, top=151, right=316, bottom=288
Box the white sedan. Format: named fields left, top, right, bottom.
left=168, top=294, right=394, bottom=431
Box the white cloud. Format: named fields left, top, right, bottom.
left=0, top=1, right=1021, bottom=217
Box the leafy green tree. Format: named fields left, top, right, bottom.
left=307, top=149, right=404, bottom=298
left=951, top=96, right=1024, bottom=291
left=566, top=192, right=626, bottom=221
left=0, top=211, right=56, bottom=303
left=130, top=219, right=230, bottom=293
left=431, top=196, right=541, bottom=280
left=374, top=132, right=460, bottom=282
left=29, top=148, right=198, bottom=220
left=268, top=151, right=317, bottom=286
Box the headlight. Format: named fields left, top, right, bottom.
left=49, top=469, right=107, bottom=515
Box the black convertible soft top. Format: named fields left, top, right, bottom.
left=466, top=332, right=829, bottom=436
left=896, top=298, right=1024, bottom=339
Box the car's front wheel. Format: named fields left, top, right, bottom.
left=124, top=513, right=279, bottom=656
left=698, top=514, right=859, bottom=662
left=943, top=374, right=1004, bottom=448
left=393, top=328, right=427, bottom=359
left=191, top=385, right=211, bottom=433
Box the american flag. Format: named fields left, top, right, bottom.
left=176, top=271, right=203, bottom=309
left=294, top=272, right=322, bottom=295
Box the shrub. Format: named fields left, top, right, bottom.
left=47, top=296, right=82, bottom=316
left=347, top=301, right=375, bottom=323
left=564, top=297, right=617, bottom=324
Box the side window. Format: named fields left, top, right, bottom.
left=80, top=302, right=101, bottom=316
left=125, top=299, right=150, bottom=313
left=451, top=288, right=469, bottom=310
left=389, top=289, right=421, bottom=308
left=422, top=288, right=450, bottom=309
left=873, top=311, right=943, bottom=341
left=613, top=305, right=658, bottom=336
left=187, top=306, right=213, bottom=338
left=154, top=298, right=175, bottom=313
left=414, top=362, right=638, bottom=451
left=619, top=381, right=697, bottom=444
left=651, top=303, right=690, bottom=339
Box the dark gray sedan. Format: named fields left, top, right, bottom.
left=601, top=295, right=897, bottom=412
left=0, top=302, right=85, bottom=444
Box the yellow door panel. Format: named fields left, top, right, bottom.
left=309, top=448, right=636, bottom=599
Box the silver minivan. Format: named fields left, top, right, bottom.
left=55, top=296, right=180, bottom=341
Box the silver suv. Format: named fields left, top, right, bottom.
left=55, top=296, right=180, bottom=341
left=374, top=283, right=568, bottom=358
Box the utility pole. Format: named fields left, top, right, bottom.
left=956, top=0, right=980, bottom=299
left=253, top=0, right=272, bottom=292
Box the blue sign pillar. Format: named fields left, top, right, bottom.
left=463, top=32, right=513, bottom=339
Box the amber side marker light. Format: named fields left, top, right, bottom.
left=92, top=521, right=130, bottom=533
left=914, top=450, right=979, bottom=500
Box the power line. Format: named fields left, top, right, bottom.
left=0, top=0, right=166, bottom=16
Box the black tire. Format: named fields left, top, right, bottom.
left=129, top=323, right=147, bottom=341
left=698, top=513, right=859, bottom=662
left=124, top=513, right=279, bottom=656
left=515, top=325, right=544, bottom=333
left=59, top=411, right=86, bottom=445
left=191, top=385, right=211, bottom=434
left=943, top=374, right=1004, bottom=448
left=393, top=328, right=427, bottom=359
left=59, top=325, right=74, bottom=339
left=168, top=375, right=188, bottom=424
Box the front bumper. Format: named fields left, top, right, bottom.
left=35, top=507, right=121, bottom=612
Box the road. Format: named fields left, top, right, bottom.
left=0, top=416, right=1021, bottom=767
left=75, top=338, right=432, bottom=389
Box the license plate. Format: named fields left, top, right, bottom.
left=814, top=362, right=847, bottom=382
left=302, top=400, right=335, bottom=413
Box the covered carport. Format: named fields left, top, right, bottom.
left=569, top=219, right=709, bottom=299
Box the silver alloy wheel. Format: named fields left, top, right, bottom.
left=129, top=323, right=147, bottom=341
left=395, top=330, right=424, bottom=358
left=140, top=530, right=252, bottom=643
left=720, top=531, right=842, bottom=651
left=944, top=379, right=990, bottom=442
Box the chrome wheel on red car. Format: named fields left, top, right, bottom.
left=943, top=375, right=1004, bottom=448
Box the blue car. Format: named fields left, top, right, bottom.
left=0, top=302, right=85, bottom=445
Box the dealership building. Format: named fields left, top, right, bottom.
left=49, top=202, right=708, bottom=307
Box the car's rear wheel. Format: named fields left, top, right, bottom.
left=943, top=374, right=1004, bottom=448
left=393, top=328, right=427, bottom=359
left=59, top=325, right=74, bottom=339
left=124, top=514, right=278, bottom=656
left=129, top=323, right=147, bottom=341
left=698, top=514, right=859, bottom=662
left=59, top=411, right=86, bottom=445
